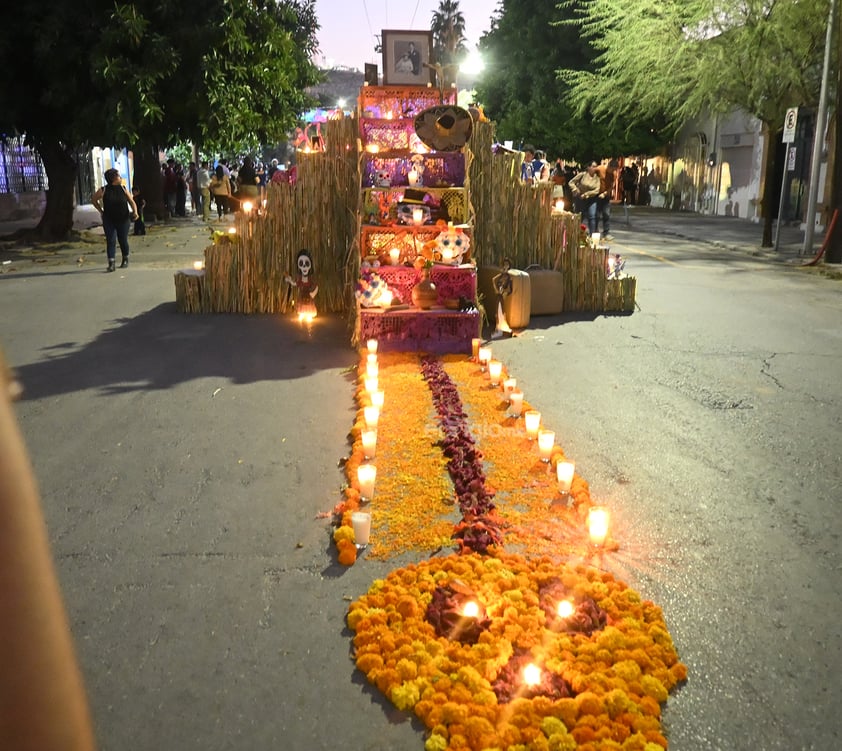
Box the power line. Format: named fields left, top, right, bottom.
left=409, top=0, right=422, bottom=28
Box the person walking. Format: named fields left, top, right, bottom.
left=196, top=161, right=211, bottom=221
left=569, top=161, right=602, bottom=236
left=209, top=165, right=231, bottom=219
left=91, top=168, right=138, bottom=272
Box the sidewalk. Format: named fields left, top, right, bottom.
left=611, top=204, right=818, bottom=264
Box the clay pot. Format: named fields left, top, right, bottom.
left=411, top=268, right=438, bottom=310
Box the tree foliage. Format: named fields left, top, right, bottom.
left=473, top=0, right=664, bottom=160
left=431, top=0, right=469, bottom=66
left=0, top=0, right=321, bottom=237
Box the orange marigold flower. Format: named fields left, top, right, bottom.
left=336, top=538, right=357, bottom=565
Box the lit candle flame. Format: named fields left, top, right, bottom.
left=587, top=506, right=610, bottom=546
left=462, top=601, right=479, bottom=619
left=557, top=600, right=575, bottom=618
left=242, top=201, right=254, bottom=213
left=523, top=663, right=542, bottom=687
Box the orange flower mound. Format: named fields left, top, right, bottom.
left=348, top=552, right=686, bottom=751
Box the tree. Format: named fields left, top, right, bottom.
left=473, top=0, right=664, bottom=160
left=562, top=0, right=828, bottom=245
left=0, top=0, right=320, bottom=239
left=431, top=0, right=469, bottom=68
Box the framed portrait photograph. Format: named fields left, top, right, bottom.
left=381, top=29, right=434, bottom=86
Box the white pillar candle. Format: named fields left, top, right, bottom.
left=556, top=461, right=575, bottom=493
left=366, top=353, right=378, bottom=366
left=357, top=464, right=376, bottom=501
left=363, top=405, right=380, bottom=429
left=370, top=390, right=384, bottom=410
left=366, top=339, right=378, bottom=354
left=503, top=378, right=517, bottom=399
left=538, top=429, right=555, bottom=462
left=351, top=510, right=371, bottom=547
left=488, top=360, right=503, bottom=385
left=364, top=376, right=378, bottom=395
left=587, top=506, right=610, bottom=546
left=361, top=429, right=377, bottom=459
left=366, top=361, right=379, bottom=379
left=509, top=390, right=524, bottom=417
left=524, top=410, right=541, bottom=440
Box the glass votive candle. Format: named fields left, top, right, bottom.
left=370, top=390, right=384, bottom=410
left=351, top=510, right=371, bottom=549
left=389, top=248, right=400, bottom=265
left=366, top=361, right=379, bottom=379
left=471, top=338, right=481, bottom=361
left=556, top=461, right=575, bottom=493
left=587, top=506, right=610, bottom=546
left=364, top=376, right=378, bottom=395
left=478, top=346, right=491, bottom=371
left=488, top=360, right=503, bottom=386
left=357, top=464, right=376, bottom=501
left=363, top=405, right=380, bottom=429
left=591, top=231, right=601, bottom=248
left=366, top=338, right=378, bottom=354
left=361, top=429, right=377, bottom=459
left=366, top=353, right=377, bottom=366
left=509, top=390, right=524, bottom=417
left=524, top=410, right=541, bottom=440
left=502, top=378, right=517, bottom=399
left=537, top=429, right=555, bottom=462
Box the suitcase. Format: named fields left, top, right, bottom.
left=526, top=266, right=564, bottom=315
left=477, top=266, right=531, bottom=329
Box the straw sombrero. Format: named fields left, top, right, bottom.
left=414, top=105, right=473, bottom=152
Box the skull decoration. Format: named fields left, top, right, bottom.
left=374, top=169, right=391, bottom=188
left=298, top=252, right=312, bottom=279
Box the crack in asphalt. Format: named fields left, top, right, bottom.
left=761, top=353, right=785, bottom=390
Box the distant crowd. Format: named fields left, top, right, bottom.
left=518, top=145, right=664, bottom=240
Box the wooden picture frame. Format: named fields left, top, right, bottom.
left=364, top=63, right=379, bottom=86
left=381, top=29, right=434, bottom=86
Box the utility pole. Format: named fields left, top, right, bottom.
left=802, top=0, right=837, bottom=256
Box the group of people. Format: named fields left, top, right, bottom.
left=160, top=156, right=291, bottom=222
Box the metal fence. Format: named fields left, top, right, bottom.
left=0, top=136, right=48, bottom=193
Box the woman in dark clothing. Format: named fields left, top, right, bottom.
left=175, top=166, right=187, bottom=216
left=92, top=168, right=139, bottom=272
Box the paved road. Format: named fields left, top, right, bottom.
left=1, top=214, right=840, bottom=750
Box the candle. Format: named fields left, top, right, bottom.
left=556, top=461, right=575, bottom=493
left=370, top=390, right=385, bottom=410
left=509, top=390, right=524, bottom=417
left=193, top=260, right=204, bottom=270
left=471, top=338, right=481, bottom=360
left=538, top=429, right=555, bottom=462
left=408, top=168, right=419, bottom=186
left=351, top=510, right=371, bottom=548
left=412, top=208, right=425, bottom=226
left=242, top=200, right=254, bottom=214
left=357, top=464, right=376, bottom=501
left=389, top=248, right=401, bottom=265
left=503, top=378, right=517, bottom=399
left=488, top=360, right=503, bottom=385
left=554, top=199, right=565, bottom=212
left=366, top=353, right=377, bottom=366
left=361, top=429, right=377, bottom=459
left=557, top=599, right=575, bottom=619
left=462, top=601, right=479, bottom=618
left=587, top=506, right=610, bottom=546
left=591, top=231, right=601, bottom=248
left=364, top=376, right=378, bottom=395
left=524, top=410, right=541, bottom=440
left=380, top=289, right=394, bottom=307
left=363, top=405, right=379, bottom=429
left=477, top=346, right=491, bottom=371
left=441, top=247, right=454, bottom=264
left=522, top=663, right=542, bottom=687
left=366, top=361, right=379, bottom=379
left=228, top=226, right=236, bottom=234
left=366, top=339, right=378, bottom=354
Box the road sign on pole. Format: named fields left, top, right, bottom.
left=783, top=108, right=798, bottom=143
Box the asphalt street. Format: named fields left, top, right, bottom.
left=0, top=212, right=840, bottom=750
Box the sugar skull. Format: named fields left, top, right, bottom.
left=374, top=169, right=391, bottom=187
left=430, top=223, right=470, bottom=264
